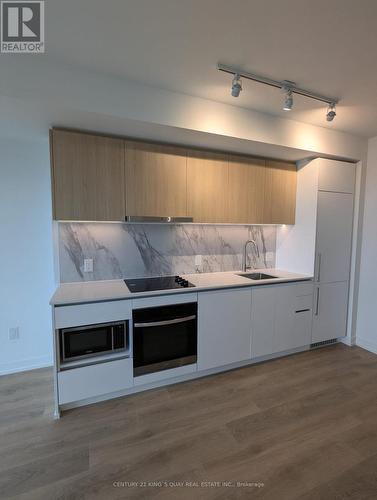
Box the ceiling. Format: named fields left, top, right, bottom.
left=7, top=0, right=377, bottom=137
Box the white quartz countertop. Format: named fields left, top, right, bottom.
left=50, top=269, right=313, bottom=306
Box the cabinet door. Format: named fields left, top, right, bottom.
left=228, top=155, right=266, bottom=223
left=125, top=141, right=187, bottom=218
left=315, top=192, right=354, bottom=283
left=251, top=286, right=275, bottom=358
left=187, top=151, right=229, bottom=222
left=264, top=159, right=297, bottom=224
left=58, top=358, right=133, bottom=405
left=51, top=130, right=125, bottom=221
left=198, top=288, right=252, bottom=371
left=251, top=283, right=313, bottom=358
left=312, top=281, right=349, bottom=342
left=318, top=159, right=355, bottom=194
left=274, top=285, right=313, bottom=352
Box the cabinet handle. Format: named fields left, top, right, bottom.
left=316, top=253, right=322, bottom=282
left=134, top=315, right=196, bottom=328
left=315, top=287, right=320, bottom=316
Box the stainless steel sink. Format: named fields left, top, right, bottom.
left=238, top=272, right=277, bottom=280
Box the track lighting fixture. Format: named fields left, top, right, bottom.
left=282, top=84, right=293, bottom=111
left=231, top=74, right=242, bottom=97
left=326, top=103, right=336, bottom=122
left=218, top=63, right=339, bottom=122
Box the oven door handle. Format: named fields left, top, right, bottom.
left=134, top=315, right=196, bottom=328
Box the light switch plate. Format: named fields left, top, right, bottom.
left=84, top=258, right=93, bottom=273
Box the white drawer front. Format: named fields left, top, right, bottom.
left=132, top=292, right=197, bottom=309
left=295, top=294, right=313, bottom=311
left=292, top=282, right=314, bottom=297
left=55, top=300, right=132, bottom=329
left=58, top=358, right=133, bottom=404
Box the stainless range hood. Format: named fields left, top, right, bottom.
left=125, top=216, right=193, bottom=223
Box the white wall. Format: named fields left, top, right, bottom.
left=276, top=159, right=319, bottom=275
left=0, top=59, right=369, bottom=375
left=0, top=58, right=367, bottom=161
left=0, top=136, right=55, bottom=375
left=356, top=137, right=377, bottom=353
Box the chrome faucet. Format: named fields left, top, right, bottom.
left=242, top=239, right=260, bottom=272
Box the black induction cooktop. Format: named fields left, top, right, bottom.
left=124, top=275, right=195, bottom=293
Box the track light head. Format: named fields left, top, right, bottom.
left=282, top=84, right=293, bottom=111
left=326, top=103, right=336, bottom=122
left=231, top=74, right=242, bottom=97
left=283, top=91, right=293, bottom=111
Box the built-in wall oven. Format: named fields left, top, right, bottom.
left=133, top=302, right=197, bottom=376
left=59, top=321, right=129, bottom=366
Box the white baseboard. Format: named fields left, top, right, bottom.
left=0, top=355, right=53, bottom=376
left=356, top=337, right=377, bottom=355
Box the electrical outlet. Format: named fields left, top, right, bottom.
left=9, top=327, right=20, bottom=341
left=84, top=258, right=93, bottom=273
left=194, top=255, right=202, bottom=273
left=195, top=255, right=202, bottom=266
left=266, top=252, right=274, bottom=261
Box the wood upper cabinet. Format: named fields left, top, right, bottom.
left=187, top=150, right=229, bottom=222
left=51, top=130, right=125, bottom=221
left=228, top=155, right=266, bottom=223
left=50, top=130, right=298, bottom=224
left=125, top=141, right=187, bottom=218
left=264, top=159, right=297, bottom=224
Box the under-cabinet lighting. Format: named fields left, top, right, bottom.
left=57, top=220, right=287, bottom=226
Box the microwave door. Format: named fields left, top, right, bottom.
left=62, top=325, right=112, bottom=362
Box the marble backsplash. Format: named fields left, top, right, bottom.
left=58, top=223, right=277, bottom=283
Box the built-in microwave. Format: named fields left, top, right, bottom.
left=59, top=321, right=128, bottom=365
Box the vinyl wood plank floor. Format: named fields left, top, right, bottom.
left=1, top=344, right=377, bottom=499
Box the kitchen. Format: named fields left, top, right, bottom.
left=1, top=1, right=377, bottom=498
left=50, top=130, right=354, bottom=415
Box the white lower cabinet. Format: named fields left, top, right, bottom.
left=197, top=288, right=252, bottom=371
left=250, top=286, right=275, bottom=358
left=55, top=300, right=132, bottom=329
left=58, top=358, right=133, bottom=405
left=54, top=281, right=317, bottom=411
left=311, top=281, right=349, bottom=343
left=251, top=282, right=313, bottom=358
